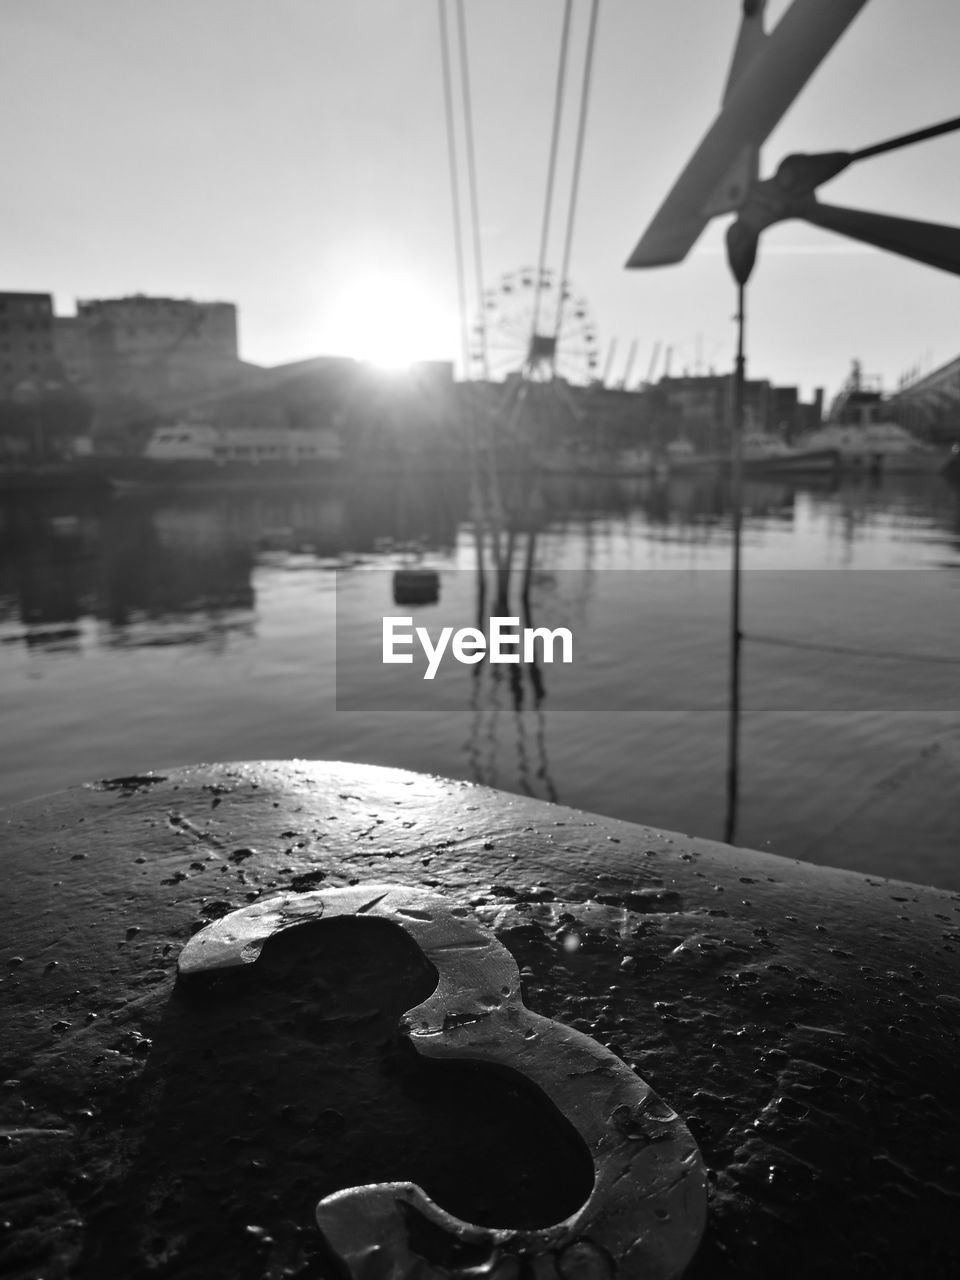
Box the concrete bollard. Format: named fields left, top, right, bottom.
left=2, top=760, right=958, bottom=1278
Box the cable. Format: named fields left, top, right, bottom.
left=530, top=0, right=574, bottom=359
left=553, top=0, right=601, bottom=351
left=455, top=0, right=489, bottom=381
left=437, top=0, right=472, bottom=382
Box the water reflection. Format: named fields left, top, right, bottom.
left=0, top=472, right=474, bottom=651
left=0, top=498, right=254, bottom=651
left=1, top=468, right=959, bottom=888
left=464, top=518, right=558, bottom=803
left=2, top=470, right=957, bottom=645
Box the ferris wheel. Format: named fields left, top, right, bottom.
left=470, top=267, right=600, bottom=385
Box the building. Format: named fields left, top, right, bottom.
left=559, top=373, right=823, bottom=456
left=0, top=292, right=60, bottom=399
left=888, top=354, right=960, bottom=444
left=0, top=292, right=97, bottom=459
left=53, top=294, right=242, bottom=435
left=649, top=373, right=823, bottom=447
left=770, top=384, right=825, bottom=438
left=67, top=294, right=239, bottom=389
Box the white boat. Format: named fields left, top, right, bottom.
left=99, top=420, right=345, bottom=491
left=798, top=364, right=943, bottom=473
left=795, top=419, right=941, bottom=473
left=668, top=427, right=839, bottom=476
left=144, top=421, right=342, bottom=465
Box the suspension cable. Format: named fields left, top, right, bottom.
left=455, top=0, right=489, bottom=381
left=553, top=0, right=601, bottom=353
left=529, top=0, right=574, bottom=360
left=437, top=0, right=471, bottom=383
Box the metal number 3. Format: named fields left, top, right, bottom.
left=179, top=883, right=707, bottom=1279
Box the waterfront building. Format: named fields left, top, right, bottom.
left=651, top=374, right=823, bottom=448
left=557, top=374, right=824, bottom=456
left=888, top=353, right=960, bottom=445
left=0, top=292, right=59, bottom=399
left=141, top=356, right=456, bottom=464
left=452, top=371, right=823, bottom=462
left=0, top=292, right=96, bottom=459
left=53, top=294, right=242, bottom=437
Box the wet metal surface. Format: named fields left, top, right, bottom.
left=2, top=760, right=960, bottom=1277
left=180, top=884, right=707, bottom=1279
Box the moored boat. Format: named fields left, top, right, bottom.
left=798, top=363, right=946, bottom=474
left=668, top=429, right=840, bottom=476
left=795, top=419, right=943, bottom=473
left=107, top=420, right=344, bottom=491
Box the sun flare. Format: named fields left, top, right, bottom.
left=329, top=268, right=451, bottom=370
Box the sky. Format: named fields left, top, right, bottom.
left=2, top=0, right=959, bottom=402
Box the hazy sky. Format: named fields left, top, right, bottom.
left=3, top=0, right=959, bottom=400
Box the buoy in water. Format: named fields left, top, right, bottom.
left=393, top=567, right=440, bottom=605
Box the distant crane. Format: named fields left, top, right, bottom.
left=601, top=337, right=618, bottom=387
left=618, top=338, right=639, bottom=389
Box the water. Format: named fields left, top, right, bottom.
left=1, top=469, right=958, bottom=888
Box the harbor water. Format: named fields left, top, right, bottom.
left=1, top=468, right=958, bottom=888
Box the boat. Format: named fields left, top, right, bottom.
left=97, top=420, right=344, bottom=492
left=393, top=566, right=441, bottom=605
left=737, top=429, right=840, bottom=475
left=541, top=443, right=665, bottom=477
left=796, top=363, right=945, bottom=474
left=146, top=421, right=342, bottom=465
left=795, top=420, right=944, bottom=474
left=667, top=428, right=839, bottom=477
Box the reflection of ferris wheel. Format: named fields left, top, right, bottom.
left=470, top=267, right=599, bottom=385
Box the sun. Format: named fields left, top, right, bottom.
left=329, top=268, right=452, bottom=370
